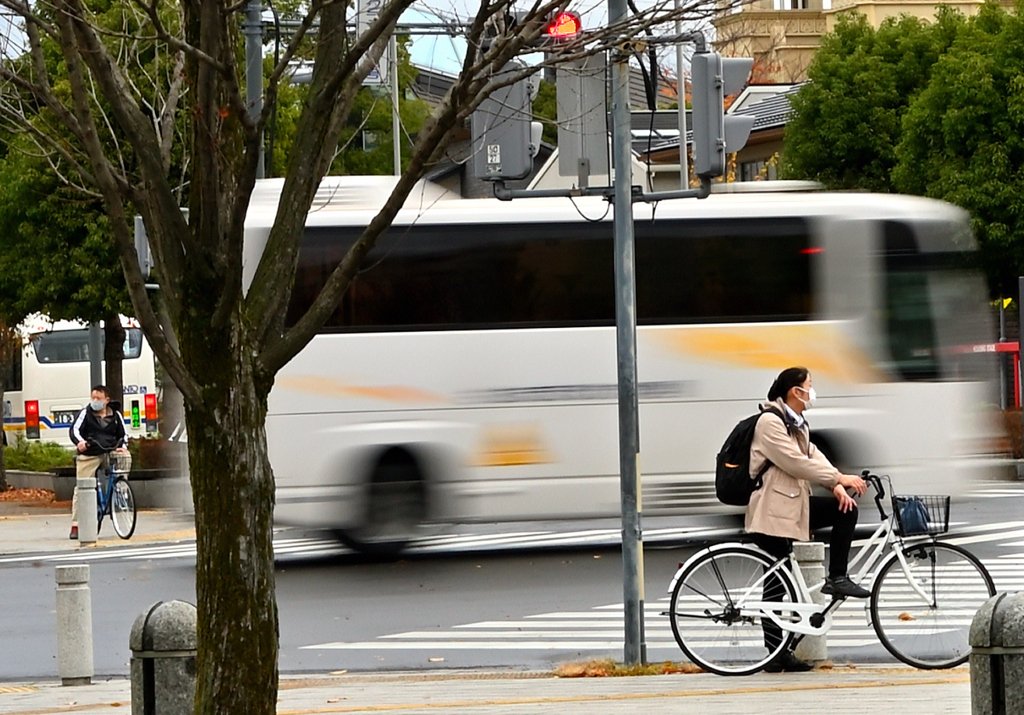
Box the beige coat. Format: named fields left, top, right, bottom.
left=744, top=398, right=842, bottom=541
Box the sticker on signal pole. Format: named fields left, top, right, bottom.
left=358, top=0, right=388, bottom=85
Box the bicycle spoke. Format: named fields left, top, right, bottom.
left=670, top=547, right=796, bottom=676
left=111, top=478, right=137, bottom=539
left=871, top=542, right=994, bottom=669
left=708, top=554, right=735, bottom=610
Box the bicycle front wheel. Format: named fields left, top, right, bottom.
left=669, top=545, right=797, bottom=675
left=111, top=478, right=137, bottom=539
left=95, top=483, right=105, bottom=534
left=871, top=541, right=995, bottom=669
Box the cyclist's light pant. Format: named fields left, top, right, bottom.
left=71, top=454, right=103, bottom=526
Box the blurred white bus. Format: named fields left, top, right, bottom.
left=245, top=178, right=1002, bottom=557
left=3, top=315, right=158, bottom=446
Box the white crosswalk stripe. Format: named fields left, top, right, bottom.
left=305, top=579, right=1024, bottom=653
left=304, top=542, right=1024, bottom=654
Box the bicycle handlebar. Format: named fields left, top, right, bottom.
left=860, top=470, right=889, bottom=520
left=83, top=438, right=127, bottom=454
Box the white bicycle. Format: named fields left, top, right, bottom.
left=666, top=472, right=996, bottom=675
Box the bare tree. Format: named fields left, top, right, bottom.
left=0, top=0, right=714, bottom=711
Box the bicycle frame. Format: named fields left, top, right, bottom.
left=95, top=452, right=128, bottom=516
left=96, top=462, right=116, bottom=516
left=668, top=477, right=941, bottom=640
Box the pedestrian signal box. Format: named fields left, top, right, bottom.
left=471, top=64, right=535, bottom=181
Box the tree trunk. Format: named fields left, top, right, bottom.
left=0, top=384, right=6, bottom=493
left=103, top=317, right=126, bottom=406
left=185, top=331, right=278, bottom=715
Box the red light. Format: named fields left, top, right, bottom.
left=25, top=400, right=40, bottom=439
left=546, top=12, right=581, bottom=39
left=144, top=393, right=158, bottom=421
left=801, top=247, right=824, bottom=255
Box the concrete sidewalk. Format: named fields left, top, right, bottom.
left=0, top=666, right=971, bottom=715
left=0, top=499, right=195, bottom=556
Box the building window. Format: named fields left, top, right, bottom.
left=740, top=160, right=779, bottom=181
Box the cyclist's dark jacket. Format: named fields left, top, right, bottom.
left=69, top=407, right=128, bottom=455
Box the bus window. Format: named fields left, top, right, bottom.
left=288, top=217, right=814, bottom=331
left=882, top=220, right=994, bottom=382
left=123, top=328, right=144, bottom=359
left=32, top=327, right=145, bottom=363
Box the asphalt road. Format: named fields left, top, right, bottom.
left=2, top=480, right=1022, bottom=680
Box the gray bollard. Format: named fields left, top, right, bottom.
left=792, top=540, right=827, bottom=663
left=77, top=473, right=98, bottom=544
left=130, top=600, right=198, bottom=715
left=970, top=592, right=1024, bottom=715
left=55, top=565, right=93, bottom=686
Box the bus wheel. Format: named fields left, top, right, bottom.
left=334, top=447, right=426, bottom=560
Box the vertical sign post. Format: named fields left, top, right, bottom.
left=358, top=0, right=388, bottom=85
left=609, top=0, right=645, bottom=666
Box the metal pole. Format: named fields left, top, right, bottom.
left=391, top=35, right=401, bottom=176
left=244, top=0, right=265, bottom=179
left=610, top=2, right=645, bottom=665
left=675, top=0, right=688, bottom=190
left=1019, top=278, right=1024, bottom=451
left=1000, top=299, right=1007, bottom=410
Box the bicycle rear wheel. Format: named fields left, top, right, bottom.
left=110, top=477, right=137, bottom=539
left=669, top=545, right=797, bottom=675
left=871, top=541, right=995, bottom=668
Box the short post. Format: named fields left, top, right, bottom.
left=130, top=600, right=198, bottom=715
left=55, top=565, right=93, bottom=686
left=970, top=591, right=1024, bottom=715
left=77, top=472, right=98, bottom=544
left=792, top=541, right=827, bottom=663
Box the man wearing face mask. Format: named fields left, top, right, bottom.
left=746, top=366, right=869, bottom=672
left=68, top=385, right=128, bottom=540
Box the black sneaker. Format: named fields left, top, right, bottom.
left=763, top=650, right=814, bottom=673
left=821, top=575, right=870, bottom=599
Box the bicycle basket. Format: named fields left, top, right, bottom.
left=892, top=495, right=950, bottom=537
left=109, top=451, right=133, bottom=475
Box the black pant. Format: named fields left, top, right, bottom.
left=751, top=495, right=859, bottom=651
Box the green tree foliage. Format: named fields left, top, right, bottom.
left=893, top=2, right=1024, bottom=296
left=0, top=141, right=133, bottom=399
left=781, top=10, right=964, bottom=191
left=0, top=145, right=129, bottom=325
left=533, top=79, right=558, bottom=146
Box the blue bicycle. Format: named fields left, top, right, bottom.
left=95, top=450, right=137, bottom=539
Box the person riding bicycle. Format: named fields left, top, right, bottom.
left=746, top=366, right=868, bottom=672
left=68, top=384, right=128, bottom=540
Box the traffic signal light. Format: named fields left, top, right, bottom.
left=145, top=393, right=158, bottom=433
left=482, top=10, right=582, bottom=50
left=542, top=11, right=581, bottom=45
left=690, top=51, right=754, bottom=179
left=24, top=400, right=39, bottom=440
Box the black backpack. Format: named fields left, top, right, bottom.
left=715, top=407, right=784, bottom=506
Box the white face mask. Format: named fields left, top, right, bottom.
left=90, top=399, right=106, bottom=412
left=796, top=386, right=817, bottom=409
